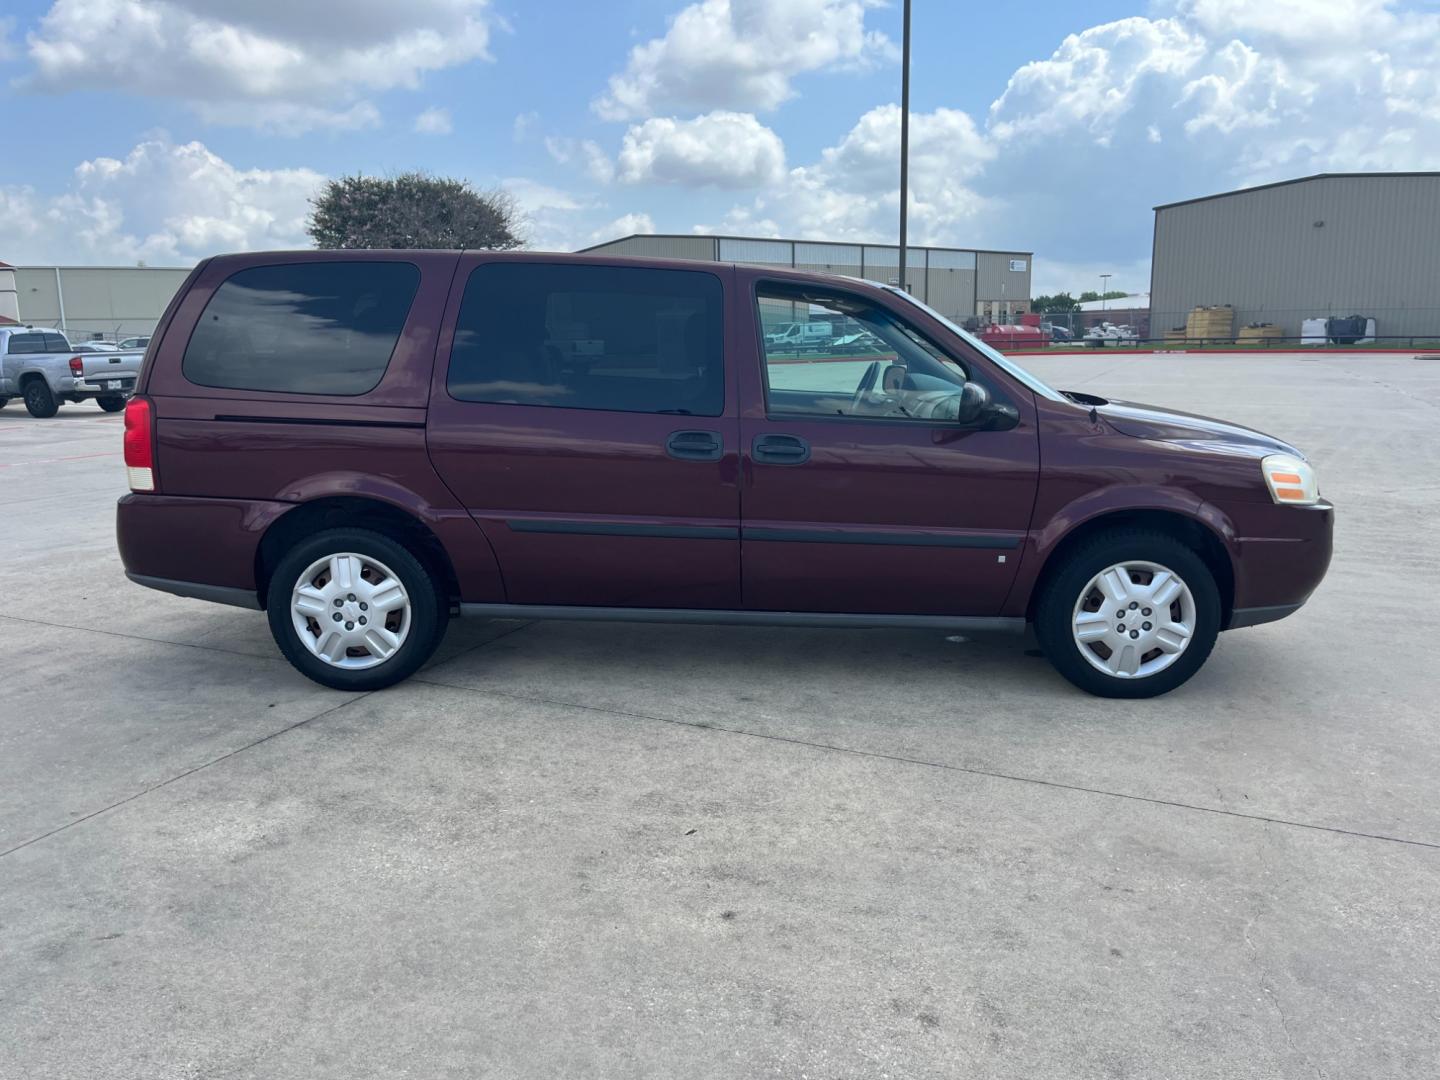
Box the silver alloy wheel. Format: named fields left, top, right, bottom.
left=290, top=552, right=411, bottom=670
left=1071, top=560, right=1195, bottom=680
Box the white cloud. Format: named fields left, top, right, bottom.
left=1, top=136, right=323, bottom=264
left=24, top=0, right=498, bottom=133
left=989, top=18, right=1210, bottom=146
left=513, top=110, right=538, bottom=140
left=413, top=106, right=454, bottom=135
left=585, top=212, right=657, bottom=246
left=545, top=136, right=616, bottom=184
left=195, top=101, right=382, bottom=137
left=500, top=177, right=603, bottom=251
left=707, top=104, right=994, bottom=244
left=616, top=111, right=786, bottom=188
left=988, top=3, right=1440, bottom=176
left=594, top=0, right=893, bottom=120
left=0, top=16, right=19, bottom=61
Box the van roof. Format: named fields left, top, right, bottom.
left=200, top=249, right=897, bottom=295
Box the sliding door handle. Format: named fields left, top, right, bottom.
left=666, top=429, right=724, bottom=462
left=752, top=433, right=811, bottom=465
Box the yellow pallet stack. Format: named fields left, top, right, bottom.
left=1162, top=327, right=1188, bottom=344
left=1185, top=305, right=1234, bottom=343
left=1237, top=323, right=1284, bottom=345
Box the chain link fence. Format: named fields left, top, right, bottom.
left=1027, top=306, right=1440, bottom=349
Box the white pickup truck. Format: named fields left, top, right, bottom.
left=0, top=327, right=144, bottom=417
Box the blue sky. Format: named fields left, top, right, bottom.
left=4, top=0, right=1440, bottom=294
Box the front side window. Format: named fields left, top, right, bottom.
left=757, top=284, right=971, bottom=421
left=182, top=261, right=420, bottom=395
left=448, top=263, right=724, bottom=416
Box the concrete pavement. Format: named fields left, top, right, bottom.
left=2, top=353, right=1437, bottom=1078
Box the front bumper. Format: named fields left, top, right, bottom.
left=1219, top=499, right=1334, bottom=629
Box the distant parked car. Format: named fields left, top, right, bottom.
left=766, top=321, right=834, bottom=350
left=73, top=341, right=121, bottom=353
left=0, top=327, right=143, bottom=416
left=1042, top=323, right=1074, bottom=342
left=118, top=336, right=151, bottom=350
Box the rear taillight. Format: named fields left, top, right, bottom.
left=123, top=396, right=155, bottom=492
left=69, top=356, right=84, bottom=376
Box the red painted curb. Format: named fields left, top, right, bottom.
left=999, top=348, right=1438, bottom=357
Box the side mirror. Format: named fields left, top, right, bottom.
left=955, top=381, right=991, bottom=424
left=955, top=382, right=1020, bottom=431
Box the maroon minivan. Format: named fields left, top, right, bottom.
left=116, top=251, right=1332, bottom=697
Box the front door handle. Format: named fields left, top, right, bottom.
left=752, top=433, right=811, bottom=465
left=666, top=429, right=724, bottom=462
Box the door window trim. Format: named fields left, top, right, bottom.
left=751, top=278, right=1002, bottom=427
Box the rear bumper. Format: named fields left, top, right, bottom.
left=72, top=378, right=135, bottom=395
left=1219, top=499, right=1333, bottom=630
left=117, top=493, right=290, bottom=604
left=126, top=572, right=261, bottom=609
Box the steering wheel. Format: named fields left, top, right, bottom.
left=849, top=359, right=882, bottom=415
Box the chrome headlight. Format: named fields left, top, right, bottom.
left=1262, top=454, right=1320, bottom=506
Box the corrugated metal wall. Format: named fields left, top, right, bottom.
left=975, top=252, right=1031, bottom=305
left=1151, top=175, right=1440, bottom=338
left=14, top=266, right=192, bottom=340
left=578, top=235, right=1030, bottom=322
left=585, top=235, right=720, bottom=261
left=717, top=238, right=792, bottom=266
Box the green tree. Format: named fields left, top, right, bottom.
left=1076, top=290, right=1129, bottom=303
left=308, top=172, right=524, bottom=250
left=1033, top=292, right=1079, bottom=313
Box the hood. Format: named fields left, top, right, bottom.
left=1064, top=392, right=1302, bottom=459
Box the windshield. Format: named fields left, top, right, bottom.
left=883, top=285, right=1066, bottom=402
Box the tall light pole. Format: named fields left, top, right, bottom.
left=1100, top=273, right=1112, bottom=313
left=896, top=0, right=911, bottom=292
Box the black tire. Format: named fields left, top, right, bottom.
left=97, top=396, right=127, bottom=413
left=265, top=527, right=449, bottom=691
left=1034, top=529, right=1221, bottom=699
left=0, top=396, right=9, bottom=409
left=23, top=380, right=59, bottom=418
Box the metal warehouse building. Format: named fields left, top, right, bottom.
left=1151, top=172, right=1440, bottom=341
left=5, top=265, right=192, bottom=341
left=579, top=234, right=1034, bottom=324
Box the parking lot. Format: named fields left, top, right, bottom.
left=2, top=350, right=1438, bottom=1079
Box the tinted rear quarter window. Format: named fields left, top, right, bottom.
left=7, top=334, right=46, bottom=355
left=447, top=262, right=724, bottom=416
left=182, top=261, right=420, bottom=395
left=43, top=334, right=70, bottom=352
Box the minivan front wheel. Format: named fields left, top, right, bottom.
left=266, top=528, right=448, bottom=691
left=1035, top=530, right=1220, bottom=698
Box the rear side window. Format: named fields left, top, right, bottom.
left=447, top=262, right=724, bottom=416
left=7, top=333, right=45, bottom=355
left=43, top=334, right=69, bottom=352
left=182, top=261, right=420, bottom=395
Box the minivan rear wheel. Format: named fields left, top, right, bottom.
left=97, top=396, right=127, bottom=413
left=266, top=527, right=448, bottom=691
left=1034, top=529, right=1220, bottom=698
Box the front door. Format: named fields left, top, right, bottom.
left=427, top=257, right=741, bottom=609
left=739, top=279, right=1039, bottom=615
